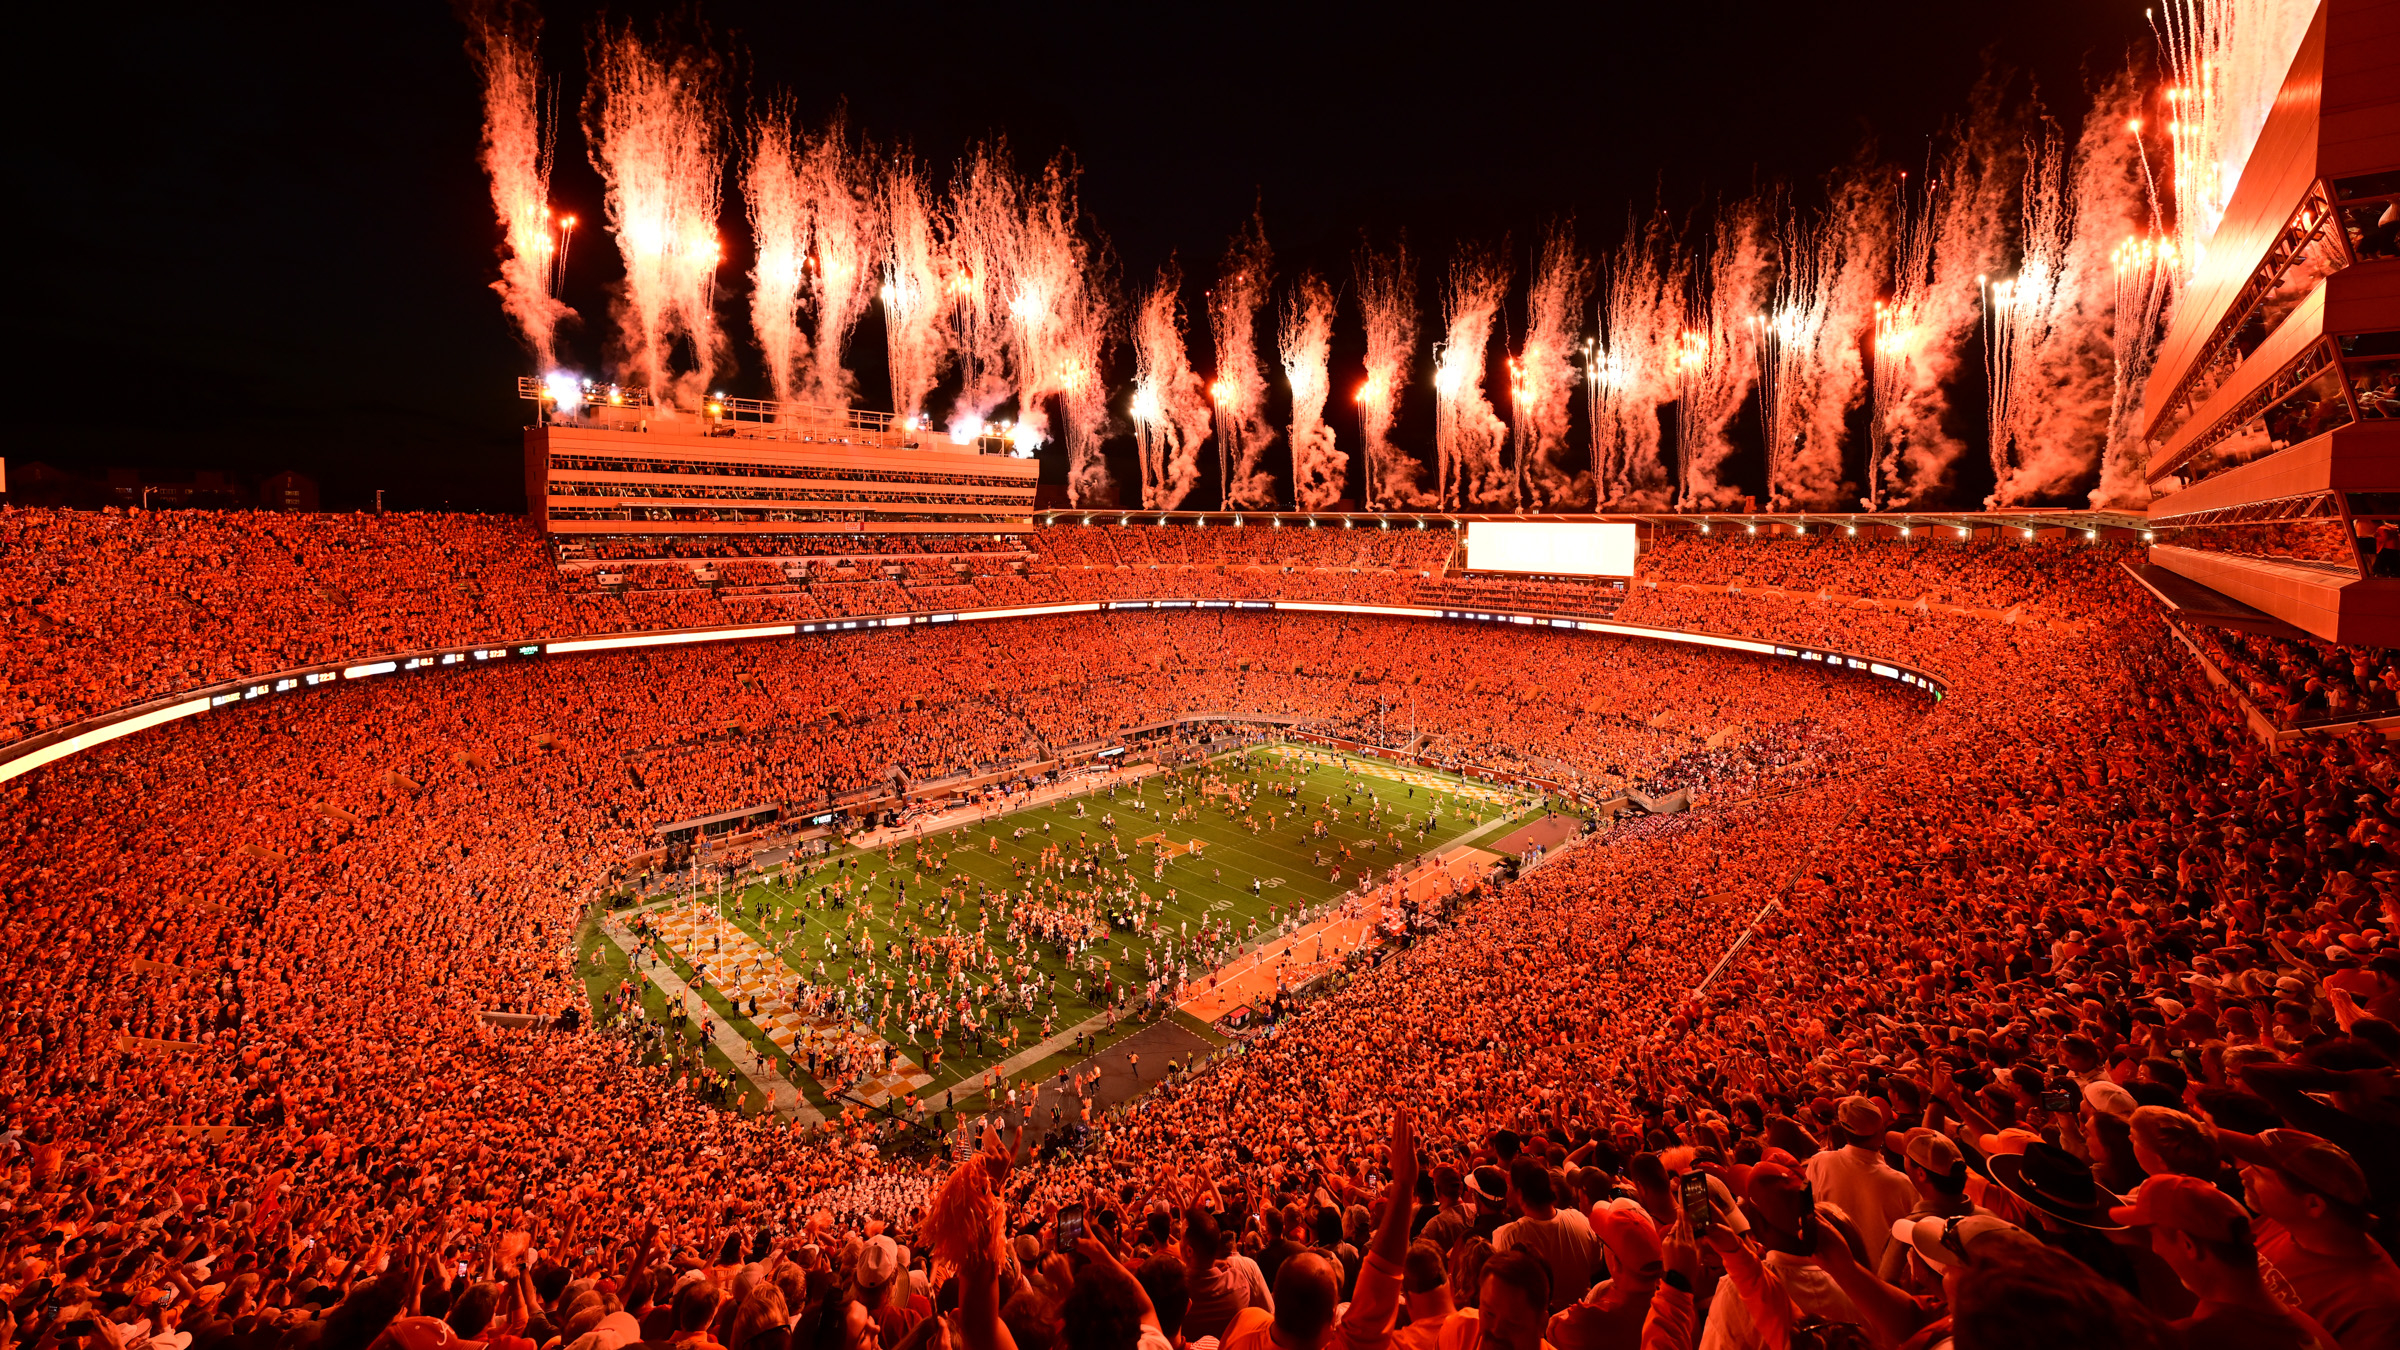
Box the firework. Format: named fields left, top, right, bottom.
left=1775, top=169, right=1886, bottom=511
left=798, top=112, right=887, bottom=407
left=1517, top=225, right=1593, bottom=510
left=1280, top=272, right=1342, bottom=511
left=463, top=0, right=575, bottom=373
left=1007, top=159, right=1114, bottom=504
left=1353, top=241, right=1431, bottom=509
left=1677, top=205, right=1768, bottom=510
left=2151, top=0, right=2317, bottom=295
left=1752, top=206, right=1833, bottom=509
left=1210, top=216, right=1277, bottom=508
left=1435, top=247, right=1512, bottom=511
left=1874, top=119, right=2014, bottom=507
left=881, top=157, right=952, bottom=427
left=1988, top=74, right=2157, bottom=507
left=743, top=104, right=810, bottom=405
left=944, top=144, right=1022, bottom=440
left=583, top=18, right=725, bottom=408
left=1132, top=262, right=1212, bottom=508
left=1591, top=215, right=1683, bottom=509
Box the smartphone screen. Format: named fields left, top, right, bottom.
left=1058, top=1205, right=1085, bottom=1243
left=1678, top=1172, right=1713, bottom=1235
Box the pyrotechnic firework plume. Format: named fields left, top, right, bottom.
left=1210, top=215, right=1277, bottom=509
left=1592, top=216, right=1683, bottom=509
left=2100, top=81, right=2177, bottom=508
left=943, top=144, right=1023, bottom=441
left=881, top=157, right=951, bottom=426
left=1280, top=272, right=1342, bottom=511
left=1517, top=225, right=1594, bottom=510
left=1132, top=262, right=1212, bottom=508
left=1981, top=126, right=2068, bottom=500
left=583, top=17, right=725, bottom=408
left=463, top=0, right=575, bottom=372
left=1776, top=169, right=1886, bottom=511
left=1435, top=247, right=1513, bottom=511
left=1676, top=205, right=1768, bottom=510
left=1753, top=207, right=1833, bottom=509
left=2151, top=0, right=2317, bottom=297
left=1007, top=159, right=1115, bottom=504
left=743, top=103, right=810, bottom=405
left=1868, top=176, right=1933, bottom=509
left=1989, top=77, right=2156, bottom=507
left=797, top=112, right=886, bottom=407
left=1878, top=119, right=2014, bottom=507
left=1353, top=241, right=1431, bottom=509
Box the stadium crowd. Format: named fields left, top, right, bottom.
left=2, top=514, right=2396, bottom=1350
left=2, top=511, right=2146, bottom=749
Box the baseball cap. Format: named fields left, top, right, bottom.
left=2107, top=1174, right=2248, bottom=1240
left=1896, top=1129, right=1963, bottom=1178
left=2081, top=1080, right=2136, bottom=1121
left=2214, top=1129, right=2370, bottom=1207
left=1836, top=1096, right=1887, bottom=1138
left=855, top=1235, right=904, bottom=1288
left=1888, top=1214, right=2024, bottom=1270
left=1589, top=1198, right=1663, bottom=1275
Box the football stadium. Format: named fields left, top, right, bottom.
left=3, top=3, right=2397, bottom=1350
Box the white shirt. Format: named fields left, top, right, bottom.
left=1697, top=1251, right=1863, bottom=1350
left=1804, top=1144, right=1919, bottom=1269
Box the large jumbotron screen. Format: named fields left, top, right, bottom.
left=1464, top=522, right=1638, bottom=576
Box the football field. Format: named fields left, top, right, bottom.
left=596, top=743, right=1545, bottom=1111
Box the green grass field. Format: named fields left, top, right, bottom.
left=593, top=743, right=1546, bottom=1108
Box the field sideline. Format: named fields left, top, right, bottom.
left=588, top=743, right=1548, bottom=1110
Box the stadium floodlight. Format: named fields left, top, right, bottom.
left=1958, top=528, right=1968, bottom=538
left=2087, top=530, right=2098, bottom=540
left=2024, top=529, right=2035, bottom=539
left=2143, top=531, right=2155, bottom=541
left=1847, top=525, right=1856, bottom=536
left=1794, top=523, right=1805, bottom=533
left=1900, top=526, right=1911, bottom=537
left=1746, top=523, right=1756, bottom=534
left=1700, top=522, right=1711, bottom=534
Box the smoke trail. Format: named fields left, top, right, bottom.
left=1881, top=117, right=2016, bottom=506
left=1989, top=77, right=2153, bottom=506
left=1868, top=176, right=1932, bottom=508
left=583, top=18, right=725, bottom=408
left=1784, top=168, right=1887, bottom=510
left=1676, top=204, right=1768, bottom=509
left=1354, top=241, right=1432, bottom=509
left=2152, top=0, right=2317, bottom=298
left=1280, top=272, right=1342, bottom=510
left=1007, top=158, right=1115, bottom=505
left=743, top=104, right=810, bottom=405
left=1435, top=246, right=1513, bottom=511
left=880, top=156, right=952, bottom=426
left=1132, top=262, right=1212, bottom=508
left=462, top=0, right=574, bottom=373
left=1593, top=214, right=1683, bottom=509
left=1754, top=205, right=1832, bottom=508
left=1518, top=225, right=1594, bottom=509
left=798, top=112, right=886, bottom=407
left=1210, top=215, right=1277, bottom=508
left=2099, top=77, right=2176, bottom=509
left=943, top=144, right=1024, bottom=441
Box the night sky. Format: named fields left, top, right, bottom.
left=25, top=1, right=2153, bottom=511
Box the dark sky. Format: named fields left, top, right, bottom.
left=24, top=1, right=2153, bottom=510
